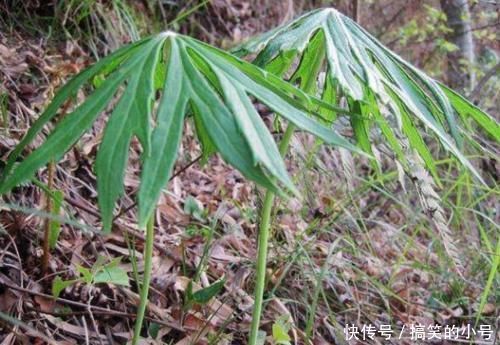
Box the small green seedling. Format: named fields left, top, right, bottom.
left=185, top=278, right=226, bottom=309
left=48, top=190, right=64, bottom=249
left=184, top=196, right=206, bottom=222
left=272, top=316, right=292, bottom=345
left=52, top=256, right=129, bottom=298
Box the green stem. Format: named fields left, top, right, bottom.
left=248, top=124, right=295, bottom=345
left=132, top=215, right=155, bottom=345
left=42, top=160, right=55, bottom=275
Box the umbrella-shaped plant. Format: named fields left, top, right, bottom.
left=234, top=8, right=499, bottom=344
left=0, top=30, right=361, bottom=344
left=0, top=8, right=498, bottom=345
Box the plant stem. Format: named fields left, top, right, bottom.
left=248, top=124, right=295, bottom=345
left=41, top=160, right=55, bottom=274
left=305, top=241, right=337, bottom=339
left=132, top=214, right=155, bottom=345
left=41, top=101, right=72, bottom=275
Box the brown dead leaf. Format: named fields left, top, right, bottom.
left=0, top=289, right=18, bottom=313
left=33, top=296, right=56, bottom=313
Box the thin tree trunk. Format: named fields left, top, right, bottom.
left=353, top=0, right=360, bottom=22
left=440, top=0, right=475, bottom=92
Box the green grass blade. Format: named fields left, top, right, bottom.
left=475, top=239, right=500, bottom=326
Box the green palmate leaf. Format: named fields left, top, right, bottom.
left=93, top=265, right=130, bottom=286
left=91, top=257, right=130, bottom=286
left=235, top=8, right=499, bottom=181
left=76, top=265, right=94, bottom=284
left=186, top=39, right=358, bottom=148
left=349, top=99, right=380, bottom=175
left=96, top=37, right=165, bottom=229
left=319, top=73, right=338, bottom=123
left=191, top=278, right=226, bottom=304
left=349, top=100, right=374, bottom=157
left=52, top=276, right=79, bottom=298
left=183, top=196, right=205, bottom=221
left=138, top=40, right=189, bottom=225
left=0, top=31, right=360, bottom=231
left=272, top=316, right=292, bottom=345
left=0, top=38, right=150, bottom=185
left=440, top=84, right=500, bottom=141
left=0, top=71, right=126, bottom=194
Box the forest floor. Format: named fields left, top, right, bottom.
left=0, top=1, right=498, bottom=345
